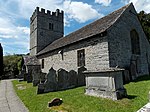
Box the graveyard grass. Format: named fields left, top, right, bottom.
left=13, top=75, right=150, bottom=112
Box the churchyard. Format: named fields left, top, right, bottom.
left=13, top=75, right=150, bottom=112
left=1, top=3, right=150, bottom=112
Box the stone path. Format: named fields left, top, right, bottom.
left=0, top=79, right=29, bottom=112
left=137, top=103, right=150, bottom=112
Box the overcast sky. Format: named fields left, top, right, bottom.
left=0, top=0, right=150, bottom=55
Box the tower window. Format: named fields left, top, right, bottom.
left=41, top=59, right=44, bottom=69
left=49, top=23, right=54, bottom=30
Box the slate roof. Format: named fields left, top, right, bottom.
left=37, top=3, right=131, bottom=56
left=23, top=55, right=40, bottom=65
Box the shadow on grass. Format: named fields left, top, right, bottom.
left=126, top=95, right=137, bottom=99
left=133, top=75, right=150, bottom=82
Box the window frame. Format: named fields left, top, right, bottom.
left=77, top=49, right=85, bottom=67
left=130, top=29, right=140, bottom=55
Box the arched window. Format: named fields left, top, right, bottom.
left=130, top=29, right=140, bottom=55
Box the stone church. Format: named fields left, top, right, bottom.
left=27, top=3, right=150, bottom=99
left=30, top=3, right=150, bottom=78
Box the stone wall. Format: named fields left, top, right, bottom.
left=108, top=4, right=150, bottom=76
left=39, top=35, right=109, bottom=74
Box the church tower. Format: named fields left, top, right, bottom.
left=30, top=7, right=64, bottom=56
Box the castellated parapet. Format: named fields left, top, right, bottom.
left=30, top=7, right=64, bottom=23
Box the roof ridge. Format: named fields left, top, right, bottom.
left=37, top=3, right=132, bottom=56
left=64, top=3, right=132, bottom=38
left=106, top=3, right=132, bottom=30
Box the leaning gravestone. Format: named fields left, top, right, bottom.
left=58, top=69, right=69, bottom=90
left=68, top=70, right=78, bottom=88
left=44, top=67, right=58, bottom=92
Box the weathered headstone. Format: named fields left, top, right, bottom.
left=32, top=73, right=40, bottom=86
left=40, top=72, right=46, bottom=83
left=26, top=66, right=33, bottom=83
left=37, top=83, right=45, bottom=94
left=32, top=66, right=41, bottom=86
left=44, top=67, right=58, bottom=92
left=37, top=72, right=46, bottom=94
left=68, top=70, right=78, bottom=88
left=27, top=74, right=32, bottom=83
left=77, top=66, right=87, bottom=86
left=58, top=68, right=69, bottom=90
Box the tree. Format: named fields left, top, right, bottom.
left=3, top=55, right=22, bottom=79
left=138, top=11, right=150, bottom=42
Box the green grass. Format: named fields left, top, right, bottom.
left=12, top=75, right=150, bottom=112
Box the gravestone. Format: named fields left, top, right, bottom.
left=68, top=70, right=78, bottom=88
left=44, top=67, right=58, bottom=92
left=32, top=66, right=41, bottom=86
left=37, top=72, right=46, bottom=94
left=20, top=65, right=27, bottom=81
left=77, top=66, right=87, bottom=86
left=27, top=68, right=32, bottom=83
left=32, top=73, right=40, bottom=86
left=37, top=83, right=45, bottom=94
left=58, top=69, right=69, bottom=90
left=26, top=66, right=34, bottom=83
left=40, top=72, right=46, bottom=83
